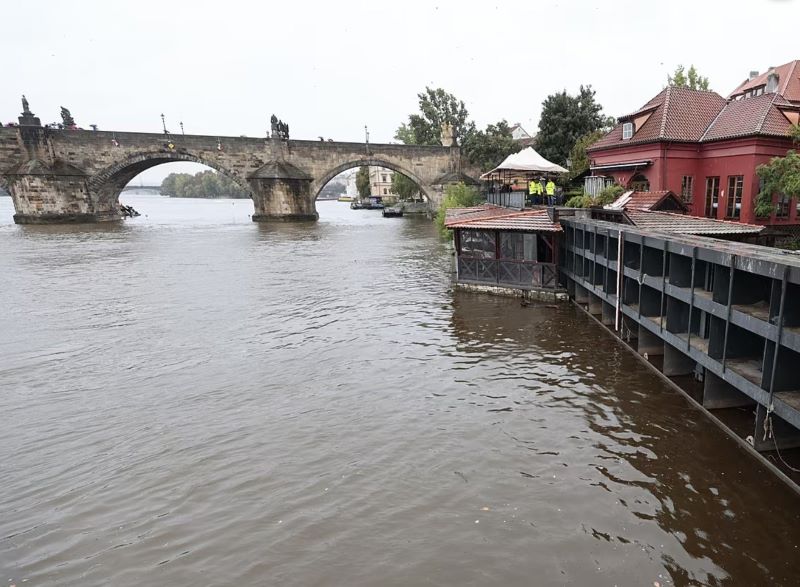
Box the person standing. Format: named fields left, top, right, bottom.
left=546, top=178, right=556, bottom=206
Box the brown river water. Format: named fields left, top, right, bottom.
left=1, top=194, right=799, bottom=586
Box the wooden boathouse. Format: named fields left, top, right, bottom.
left=445, top=205, right=563, bottom=295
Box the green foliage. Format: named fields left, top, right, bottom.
left=598, top=184, right=625, bottom=203
left=565, top=184, right=625, bottom=208
left=564, top=195, right=587, bottom=208
left=536, top=85, right=614, bottom=167
left=160, top=170, right=249, bottom=198
left=568, top=129, right=605, bottom=180
left=668, top=65, right=710, bottom=91
left=755, top=150, right=800, bottom=217
left=394, top=87, right=476, bottom=146
left=435, top=182, right=480, bottom=237
left=391, top=172, right=420, bottom=200
left=790, top=124, right=800, bottom=145
left=463, top=119, right=521, bottom=172
left=355, top=166, right=371, bottom=199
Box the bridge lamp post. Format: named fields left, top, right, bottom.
left=180, top=121, right=184, bottom=135
left=160, top=113, right=167, bottom=135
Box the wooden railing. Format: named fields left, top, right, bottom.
left=457, top=257, right=559, bottom=289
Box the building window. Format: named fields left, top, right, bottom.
left=777, top=194, right=790, bottom=218
left=622, top=122, right=633, bottom=140
left=680, top=176, right=694, bottom=203
left=381, top=174, right=388, bottom=182
left=705, top=177, right=720, bottom=217
left=383, top=188, right=388, bottom=195
left=460, top=230, right=496, bottom=259
left=726, top=175, right=743, bottom=218
left=630, top=173, right=649, bottom=191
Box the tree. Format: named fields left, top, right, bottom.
left=60, top=107, right=75, bottom=128
left=435, top=182, right=481, bottom=237
left=754, top=125, right=800, bottom=217
left=463, top=120, right=521, bottom=172
left=755, top=151, right=800, bottom=217
left=391, top=172, right=420, bottom=200
left=356, top=166, right=371, bottom=199
left=567, top=129, right=605, bottom=180
left=536, top=85, right=614, bottom=167
left=159, top=170, right=250, bottom=198
left=668, top=64, right=710, bottom=91
left=395, top=87, right=476, bottom=146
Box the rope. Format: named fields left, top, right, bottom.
left=767, top=414, right=800, bottom=473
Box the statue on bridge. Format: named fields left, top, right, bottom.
left=270, top=114, right=289, bottom=140
left=60, top=107, right=76, bottom=129
left=18, top=94, right=41, bottom=127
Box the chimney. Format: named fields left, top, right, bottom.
left=749, top=70, right=759, bottom=80
left=766, top=68, right=779, bottom=93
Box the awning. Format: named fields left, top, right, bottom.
left=590, top=160, right=652, bottom=171
left=481, top=147, right=568, bottom=178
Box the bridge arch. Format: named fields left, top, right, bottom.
left=88, top=149, right=253, bottom=211
left=314, top=158, right=433, bottom=202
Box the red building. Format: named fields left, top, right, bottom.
left=588, top=60, right=800, bottom=229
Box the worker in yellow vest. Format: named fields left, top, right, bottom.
left=545, top=179, right=556, bottom=205
left=528, top=179, right=537, bottom=205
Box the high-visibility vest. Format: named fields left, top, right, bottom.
left=528, top=182, right=536, bottom=195
left=546, top=181, right=556, bottom=196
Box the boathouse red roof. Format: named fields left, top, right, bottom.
left=445, top=205, right=562, bottom=232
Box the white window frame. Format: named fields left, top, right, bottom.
left=622, top=122, right=633, bottom=140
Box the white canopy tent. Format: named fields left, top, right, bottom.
left=480, top=147, right=568, bottom=179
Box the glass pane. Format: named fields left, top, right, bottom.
left=523, top=234, right=538, bottom=261
left=500, top=232, right=523, bottom=260
left=461, top=230, right=496, bottom=259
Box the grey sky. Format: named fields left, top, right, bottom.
left=3, top=0, right=797, bottom=183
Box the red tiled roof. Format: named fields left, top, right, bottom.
left=624, top=210, right=763, bottom=236
left=729, top=60, right=800, bottom=103
left=608, top=190, right=686, bottom=212
left=445, top=205, right=561, bottom=232
left=701, top=93, right=796, bottom=141
left=589, top=87, right=727, bottom=151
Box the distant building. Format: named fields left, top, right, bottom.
left=510, top=123, right=536, bottom=147
left=587, top=59, right=800, bottom=230
left=369, top=167, right=395, bottom=198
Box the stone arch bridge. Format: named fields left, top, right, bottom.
left=0, top=120, right=478, bottom=224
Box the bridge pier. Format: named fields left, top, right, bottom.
left=6, top=160, right=120, bottom=224
left=248, top=161, right=318, bottom=222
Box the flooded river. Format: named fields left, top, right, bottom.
left=1, top=195, right=798, bottom=586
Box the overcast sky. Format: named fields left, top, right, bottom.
left=3, top=0, right=797, bottom=183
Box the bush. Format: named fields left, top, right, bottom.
left=436, top=182, right=480, bottom=237
left=565, top=195, right=588, bottom=208
left=597, top=184, right=625, bottom=204
left=564, top=184, right=625, bottom=208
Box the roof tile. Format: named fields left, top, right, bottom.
left=729, top=60, right=800, bottom=103
left=590, top=87, right=727, bottom=150
left=625, top=210, right=763, bottom=235
left=445, top=206, right=561, bottom=232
